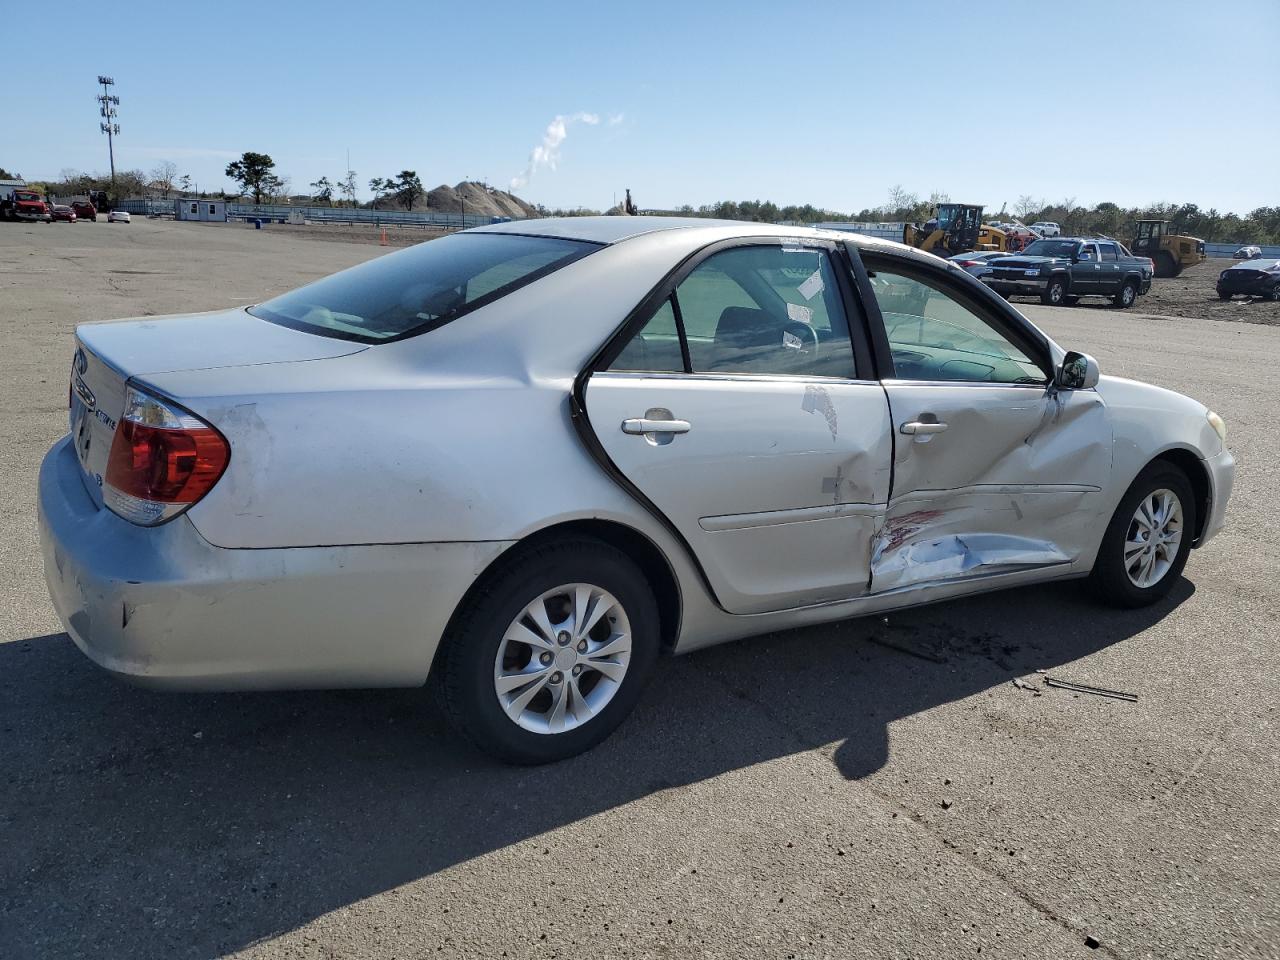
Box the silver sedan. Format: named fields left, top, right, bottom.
left=39, top=217, right=1234, bottom=763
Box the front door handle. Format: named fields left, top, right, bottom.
left=900, top=420, right=948, bottom=435
left=623, top=417, right=691, bottom=435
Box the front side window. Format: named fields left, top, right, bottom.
left=250, top=233, right=597, bottom=342
left=610, top=244, right=857, bottom=378
left=866, top=261, right=1046, bottom=385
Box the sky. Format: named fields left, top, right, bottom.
left=5, top=0, right=1278, bottom=215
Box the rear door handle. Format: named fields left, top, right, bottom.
left=623, top=418, right=691, bottom=435
left=900, top=420, right=948, bottom=435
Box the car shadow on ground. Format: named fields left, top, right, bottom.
left=0, top=578, right=1191, bottom=958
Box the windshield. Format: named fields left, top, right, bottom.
left=250, top=232, right=598, bottom=342
left=1021, top=239, right=1079, bottom=258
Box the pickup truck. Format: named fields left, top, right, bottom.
left=0, top=187, right=52, bottom=223
left=981, top=237, right=1153, bottom=308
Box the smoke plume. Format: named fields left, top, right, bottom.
left=510, top=112, right=601, bottom=189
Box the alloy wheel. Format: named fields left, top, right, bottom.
left=493, top=583, right=632, bottom=734
left=1124, top=489, right=1183, bottom=588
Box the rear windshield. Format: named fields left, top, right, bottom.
left=249, top=232, right=598, bottom=342
left=1021, top=239, right=1079, bottom=258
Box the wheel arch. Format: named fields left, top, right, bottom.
left=432, top=518, right=684, bottom=682
left=1149, top=448, right=1211, bottom=545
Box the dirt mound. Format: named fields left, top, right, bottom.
left=425, top=181, right=539, bottom=219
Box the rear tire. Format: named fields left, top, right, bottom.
left=1041, top=276, right=1068, bottom=306
left=438, top=538, right=660, bottom=764
left=1090, top=464, right=1195, bottom=608
left=1112, top=280, right=1138, bottom=308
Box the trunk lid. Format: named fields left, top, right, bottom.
left=69, top=308, right=365, bottom=507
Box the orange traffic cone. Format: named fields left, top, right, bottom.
left=379, top=226, right=388, bottom=246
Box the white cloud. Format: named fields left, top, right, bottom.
left=608, top=113, right=624, bottom=126
left=510, top=112, right=601, bottom=190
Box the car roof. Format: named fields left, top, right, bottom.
left=468, top=215, right=957, bottom=273
left=470, top=215, right=892, bottom=247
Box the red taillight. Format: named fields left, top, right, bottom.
left=103, top=386, right=230, bottom=525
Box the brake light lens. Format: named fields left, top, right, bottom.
left=103, top=385, right=230, bottom=525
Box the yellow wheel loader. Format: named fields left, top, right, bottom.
left=1128, top=220, right=1206, bottom=278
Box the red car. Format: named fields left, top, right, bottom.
left=51, top=204, right=78, bottom=223
left=71, top=200, right=96, bottom=221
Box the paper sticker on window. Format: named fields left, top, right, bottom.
left=797, top=269, right=824, bottom=301
left=782, top=330, right=804, bottom=351
left=787, top=302, right=814, bottom=324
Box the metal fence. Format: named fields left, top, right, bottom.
left=1204, top=242, right=1280, bottom=259
left=116, top=198, right=518, bottom=230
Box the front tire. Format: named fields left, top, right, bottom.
left=1041, top=276, right=1068, bottom=306
left=1217, top=289, right=1232, bottom=300
left=1090, top=464, right=1196, bottom=608
left=1112, top=280, right=1138, bottom=308
left=438, top=538, right=660, bottom=764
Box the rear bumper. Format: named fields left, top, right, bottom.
left=38, top=436, right=513, bottom=690
left=1199, top=446, right=1234, bottom=547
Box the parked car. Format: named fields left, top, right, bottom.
left=982, top=237, right=1153, bottom=307
left=39, top=219, right=1233, bottom=763
left=50, top=204, right=77, bottom=223
left=71, top=200, right=96, bottom=222
left=947, top=250, right=1009, bottom=279
left=1217, top=258, right=1280, bottom=300
left=1030, top=222, right=1061, bottom=237
left=107, top=209, right=131, bottom=223
left=1233, top=245, right=1262, bottom=260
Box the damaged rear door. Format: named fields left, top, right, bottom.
left=857, top=251, right=1111, bottom=593
left=582, top=240, right=892, bottom=615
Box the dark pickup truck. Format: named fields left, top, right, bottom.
left=982, top=237, right=1153, bottom=308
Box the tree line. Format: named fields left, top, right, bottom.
left=669, top=187, right=1280, bottom=245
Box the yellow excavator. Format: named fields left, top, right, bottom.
left=1128, top=220, right=1206, bottom=277
left=903, top=203, right=1009, bottom=256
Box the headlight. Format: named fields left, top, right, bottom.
left=1206, top=410, right=1227, bottom=443
left=1220, top=272, right=1229, bottom=280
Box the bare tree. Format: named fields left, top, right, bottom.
left=150, top=160, right=179, bottom=194
left=885, top=184, right=919, bottom=216
left=1014, top=194, right=1044, bottom=220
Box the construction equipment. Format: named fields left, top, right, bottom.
left=903, top=203, right=989, bottom=256
left=1128, top=220, right=1206, bottom=277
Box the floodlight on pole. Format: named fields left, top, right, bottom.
left=96, top=76, right=119, bottom=193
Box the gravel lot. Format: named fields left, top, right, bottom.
left=2, top=219, right=1277, bottom=960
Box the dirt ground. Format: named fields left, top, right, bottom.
left=3, top=218, right=1279, bottom=960
left=1010, top=257, right=1280, bottom=325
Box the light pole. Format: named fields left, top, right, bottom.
left=96, top=76, right=120, bottom=194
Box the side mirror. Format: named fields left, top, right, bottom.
left=1075, top=250, right=1092, bottom=262
left=1058, top=351, right=1100, bottom=390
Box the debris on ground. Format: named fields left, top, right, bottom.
left=1044, top=677, right=1138, bottom=702
left=1011, top=677, right=1041, bottom=692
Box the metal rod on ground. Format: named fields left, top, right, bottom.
left=1043, top=677, right=1138, bottom=702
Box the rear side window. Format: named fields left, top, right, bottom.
left=250, top=233, right=597, bottom=342
left=609, top=244, right=857, bottom=379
